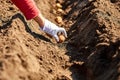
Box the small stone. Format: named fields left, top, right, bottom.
left=88, top=0, right=93, bottom=2
left=119, top=47, right=120, bottom=50
left=96, top=30, right=101, bottom=35
left=52, top=9, right=57, bottom=14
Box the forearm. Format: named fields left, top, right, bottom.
left=33, top=13, right=45, bottom=28
left=11, top=0, right=67, bottom=42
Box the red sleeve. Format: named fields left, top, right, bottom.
left=11, top=0, right=39, bottom=20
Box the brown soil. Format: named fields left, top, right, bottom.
left=0, top=0, right=120, bottom=80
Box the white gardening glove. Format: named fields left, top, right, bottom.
left=41, top=19, right=67, bottom=42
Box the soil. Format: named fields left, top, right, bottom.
left=0, top=0, right=120, bottom=80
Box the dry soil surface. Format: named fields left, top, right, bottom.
left=0, top=0, right=120, bottom=80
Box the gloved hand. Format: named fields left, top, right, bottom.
left=41, top=19, right=67, bottom=42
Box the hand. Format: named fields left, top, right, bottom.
left=41, top=19, right=67, bottom=42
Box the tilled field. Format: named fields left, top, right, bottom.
left=0, top=0, right=120, bottom=80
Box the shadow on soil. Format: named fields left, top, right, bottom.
left=63, top=0, right=120, bottom=80
left=63, top=0, right=94, bottom=80
left=0, top=13, right=51, bottom=43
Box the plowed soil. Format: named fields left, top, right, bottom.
left=0, top=0, right=120, bottom=80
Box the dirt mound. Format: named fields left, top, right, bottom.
left=63, top=0, right=120, bottom=80
left=0, top=0, right=120, bottom=80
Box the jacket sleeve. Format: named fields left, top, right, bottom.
left=11, top=0, right=39, bottom=20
